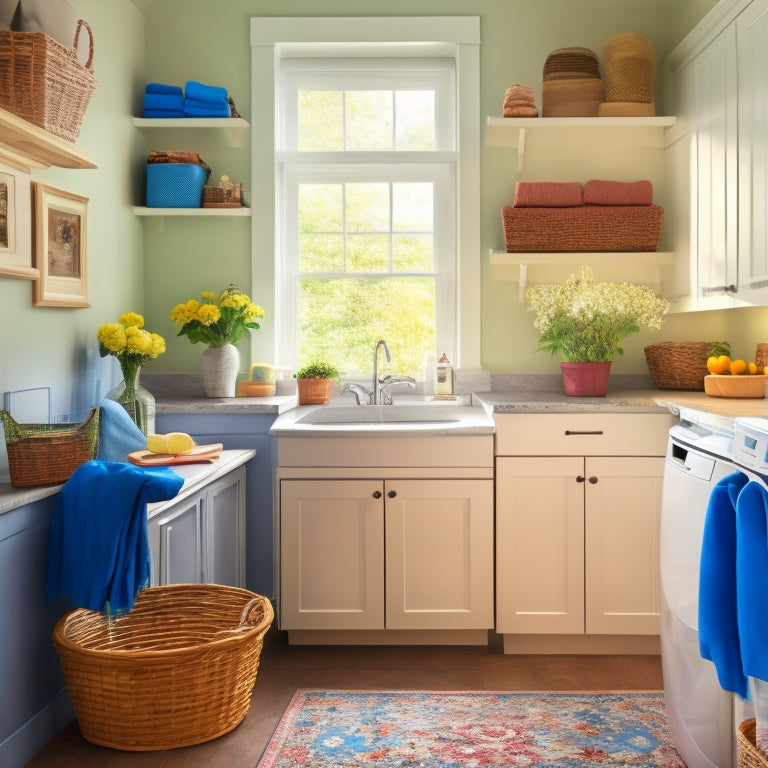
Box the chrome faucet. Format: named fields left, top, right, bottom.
left=372, top=339, right=391, bottom=405
left=378, top=374, right=416, bottom=404
left=341, top=382, right=372, bottom=405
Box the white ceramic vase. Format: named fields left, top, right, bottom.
left=201, top=344, right=240, bottom=397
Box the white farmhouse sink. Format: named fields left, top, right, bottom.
left=297, top=405, right=462, bottom=425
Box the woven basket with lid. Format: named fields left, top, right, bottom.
left=603, top=32, right=656, bottom=104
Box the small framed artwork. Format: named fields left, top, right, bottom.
left=32, top=182, right=90, bottom=307
left=0, top=162, right=36, bottom=280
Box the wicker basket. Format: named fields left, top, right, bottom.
left=501, top=204, right=663, bottom=252
left=643, top=341, right=721, bottom=391
left=0, top=20, right=98, bottom=143
left=53, top=584, right=274, bottom=751
left=738, top=719, right=768, bottom=768
left=1, top=407, right=99, bottom=487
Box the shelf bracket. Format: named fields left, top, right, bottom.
left=516, top=127, right=526, bottom=173
left=518, top=263, right=528, bottom=301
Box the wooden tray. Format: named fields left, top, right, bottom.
left=704, top=375, right=768, bottom=398
left=127, top=443, right=223, bottom=466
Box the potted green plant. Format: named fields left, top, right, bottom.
left=525, top=266, right=670, bottom=396
left=294, top=360, right=341, bottom=405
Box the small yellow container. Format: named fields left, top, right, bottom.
left=236, top=363, right=276, bottom=397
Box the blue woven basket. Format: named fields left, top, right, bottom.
left=146, top=163, right=207, bottom=208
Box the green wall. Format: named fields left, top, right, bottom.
left=0, top=0, right=145, bottom=432
left=141, top=0, right=756, bottom=377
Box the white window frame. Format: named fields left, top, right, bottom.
left=250, top=16, right=481, bottom=371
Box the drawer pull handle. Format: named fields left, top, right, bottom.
left=565, top=430, right=604, bottom=435
left=576, top=475, right=585, bottom=483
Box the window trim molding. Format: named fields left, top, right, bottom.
left=250, top=16, right=481, bottom=370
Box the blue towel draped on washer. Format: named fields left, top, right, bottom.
left=46, top=460, right=184, bottom=616
left=736, top=481, right=768, bottom=684
left=698, top=471, right=750, bottom=699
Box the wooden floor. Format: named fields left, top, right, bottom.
left=26, top=629, right=664, bottom=768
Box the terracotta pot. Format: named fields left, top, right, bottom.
left=560, top=361, right=612, bottom=397
left=297, top=378, right=333, bottom=405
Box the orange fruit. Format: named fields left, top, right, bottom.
left=707, top=356, right=719, bottom=373
left=730, top=359, right=747, bottom=375
left=749, top=361, right=758, bottom=375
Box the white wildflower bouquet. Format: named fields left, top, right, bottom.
left=525, top=267, right=670, bottom=362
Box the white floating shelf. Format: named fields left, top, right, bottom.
left=133, top=117, right=250, bottom=148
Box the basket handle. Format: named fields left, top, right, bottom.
left=238, top=598, right=266, bottom=629
left=73, top=19, right=95, bottom=70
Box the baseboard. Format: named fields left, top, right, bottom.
left=287, top=628, right=490, bottom=645
left=0, top=687, right=74, bottom=768
left=501, top=634, right=661, bottom=655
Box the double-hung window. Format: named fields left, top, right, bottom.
left=251, top=18, right=480, bottom=377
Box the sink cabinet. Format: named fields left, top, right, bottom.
left=280, top=477, right=493, bottom=633
left=274, top=432, right=494, bottom=644
left=495, top=412, right=674, bottom=653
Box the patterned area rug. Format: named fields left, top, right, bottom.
left=256, top=690, right=684, bottom=768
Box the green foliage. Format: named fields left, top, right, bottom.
left=294, top=360, right=341, bottom=380
left=710, top=342, right=731, bottom=357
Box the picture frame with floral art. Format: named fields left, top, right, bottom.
left=32, top=182, right=89, bottom=307
left=0, top=161, right=35, bottom=280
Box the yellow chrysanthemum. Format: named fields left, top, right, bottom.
left=97, top=323, right=127, bottom=353
left=197, top=304, right=221, bottom=325
left=119, top=312, right=144, bottom=329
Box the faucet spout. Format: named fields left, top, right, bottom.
left=372, top=340, right=391, bottom=405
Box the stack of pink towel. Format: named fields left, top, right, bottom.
left=502, top=179, right=663, bottom=252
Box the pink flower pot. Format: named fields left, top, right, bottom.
left=560, top=361, right=612, bottom=397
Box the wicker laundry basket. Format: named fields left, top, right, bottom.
left=738, top=719, right=768, bottom=768
left=53, top=584, right=274, bottom=751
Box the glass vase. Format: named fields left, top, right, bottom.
left=105, top=362, right=156, bottom=436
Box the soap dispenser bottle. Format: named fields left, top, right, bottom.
left=436, top=353, right=454, bottom=395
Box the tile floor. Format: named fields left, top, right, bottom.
left=25, top=629, right=664, bottom=768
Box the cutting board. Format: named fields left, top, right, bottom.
left=127, top=443, right=223, bottom=466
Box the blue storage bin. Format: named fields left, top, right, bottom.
left=146, top=163, right=207, bottom=208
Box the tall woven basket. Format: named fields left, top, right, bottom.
left=0, top=20, right=98, bottom=142
left=53, top=584, right=274, bottom=751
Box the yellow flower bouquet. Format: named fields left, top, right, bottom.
left=170, top=286, right=264, bottom=347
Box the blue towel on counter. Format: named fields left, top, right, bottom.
left=699, top=471, right=750, bottom=699
left=145, top=82, right=183, bottom=96
left=46, top=460, right=184, bottom=616
left=96, top=399, right=146, bottom=463
left=144, top=92, right=185, bottom=113
left=737, top=481, right=768, bottom=685
left=185, top=79, right=228, bottom=103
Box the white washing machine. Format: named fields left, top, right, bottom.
left=660, top=420, right=739, bottom=768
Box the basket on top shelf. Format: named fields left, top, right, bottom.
left=643, top=341, right=720, bottom=391
left=52, top=584, right=274, bottom=751
left=0, top=20, right=98, bottom=142
left=0, top=408, right=99, bottom=487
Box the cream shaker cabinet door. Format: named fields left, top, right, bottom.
left=280, top=479, right=385, bottom=630
left=584, top=456, right=664, bottom=635
left=384, top=479, right=494, bottom=631
left=496, top=456, right=585, bottom=635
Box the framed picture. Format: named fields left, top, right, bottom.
left=32, top=183, right=90, bottom=307
left=0, top=162, right=36, bottom=280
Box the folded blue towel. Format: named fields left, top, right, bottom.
left=143, top=109, right=186, bottom=118
left=96, top=399, right=146, bottom=463
left=146, top=82, right=183, bottom=96
left=737, top=481, right=768, bottom=684
left=46, top=460, right=184, bottom=616
left=699, top=471, right=750, bottom=699
left=185, top=79, right=228, bottom=103
left=144, top=93, right=185, bottom=112
left=183, top=104, right=231, bottom=118
left=184, top=95, right=229, bottom=110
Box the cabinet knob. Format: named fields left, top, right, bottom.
left=387, top=490, right=397, bottom=498
left=372, top=490, right=382, bottom=499
left=576, top=475, right=585, bottom=483
left=589, top=476, right=598, bottom=484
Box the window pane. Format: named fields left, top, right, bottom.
left=347, top=234, right=389, bottom=272
left=298, top=90, right=343, bottom=150
left=299, top=184, right=343, bottom=232
left=298, top=277, right=435, bottom=376
left=346, top=91, right=393, bottom=150
left=395, top=90, right=435, bottom=150
left=346, top=183, right=389, bottom=232
left=299, top=234, right=344, bottom=271
left=393, top=182, right=433, bottom=232
left=393, top=234, right=433, bottom=272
